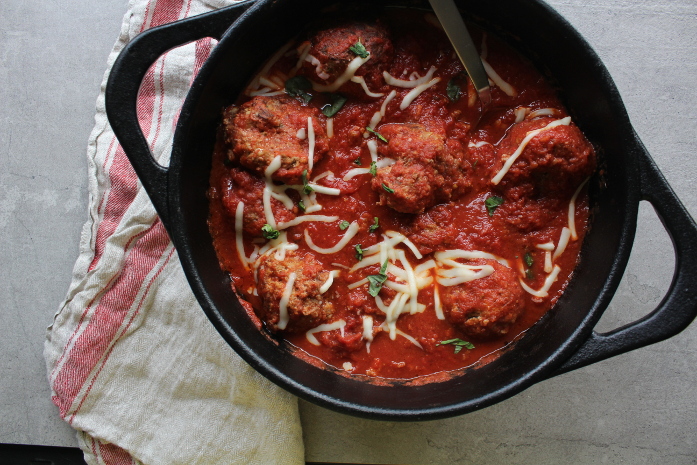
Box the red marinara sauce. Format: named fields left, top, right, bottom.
left=207, top=10, right=595, bottom=381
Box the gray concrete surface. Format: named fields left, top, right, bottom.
left=0, top=0, right=695, bottom=463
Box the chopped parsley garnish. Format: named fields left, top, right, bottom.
left=436, top=338, right=475, bottom=354
left=446, top=78, right=461, bottom=102
left=367, top=260, right=389, bottom=297
left=339, top=220, right=350, bottom=230
left=285, top=76, right=313, bottom=104
left=366, top=126, right=388, bottom=143
left=261, top=224, right=280, bottom=240
left=354, top=158, right=362, bottom=166
left=369, top=161, right=377, bottom=176
left=368, top=217, right=379, bottom=233
left=302, top=169, right=313, bottom=195
left=485, top=195, right=504, bottom=216
left=349, top=40, right=369, bottom=59
left=525, top=269, right=535, bottom=280
left=298, top=200, right=306, bottom=212
left=321, top=93, right=348, bottom=117
left=382, top=183, right=395, bottom=194
left=355, top=244, right=364, bottom=261
left=524, top=252, right=534, bottom=268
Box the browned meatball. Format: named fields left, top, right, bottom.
left=224, top=95, right=328, bottom=185
left=441, top=259, right=524, bottom=339
left=256, top=251, right=334, bottom=333
left=306, top=21, right=393, bottom=85
left=404, top=204, right=457, bottom=254
left=220, top=167, right=297, bottom=236
left=372, top=123, right=470, bottom=214
left=494, top=117, right=595, bottom=196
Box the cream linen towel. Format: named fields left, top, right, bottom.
left=43, top=0, right=305, bottom=463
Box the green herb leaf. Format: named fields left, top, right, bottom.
left=366, top=126, right=388, bottom=143
left=285, top=76, right=313, bottom=104
left=298, top=200, right=306, bottom=212
left=355, top=244, right=364, bottom=261
left=261, top=224, right=280, bottom=240
left=321, top=93, right=348, bottom=117
left=354, top=158, right=362, bottom=166
left=368, top=217, right=379, bottom=233
left=382, top=183, right=395, bottom=194
left=436, top=338, right=475, bottom=354
left=485, top=195, right=504, bottom=216
left=524, top=252, right=534, bottom=268
left=367, top=260, right=389, bottom=297
left=349, top=40, right=369, bottom=59
left=302, top=169, right=313, bottom=195
left=525, top=268, right=535, bottom=280
left=446, top=78, right=461, bottom=102
left=339, top=220, right=350, bottom=230
left=369, top=161, right=377, bottom=176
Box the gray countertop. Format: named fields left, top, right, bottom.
left=1, top=0, right=695, bottom=463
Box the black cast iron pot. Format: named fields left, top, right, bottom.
left=105, top=0, right=697, bottom=420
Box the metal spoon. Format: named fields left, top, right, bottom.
left=428, top=0, right=491, bottom=106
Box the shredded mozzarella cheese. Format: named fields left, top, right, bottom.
left=569, top=177, right=589, bottom=240
left=304, top=222, right=359, bottom=254
left=520, top=265, right=561, bottom=298
left=311, top=55, right=370, bottom=92
left=350, top=75, right=384, bottom=98
left=319, top=270, right=340, bottom=294
left=306, top=320, right=347, bottom=346
left=277, top=215, right=339, bottom=230
left=400, top=77, right=441, bottom=110
left=277, top=272, right=296, bottom=330
left=553, top=227, right=572, bottom=261
left=383, top=66, right=437, bottom=88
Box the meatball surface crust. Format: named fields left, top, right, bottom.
left=404, top=204, right=457, bottom=255
left=256, top=251, right=334, bottom=333
left=306, top=21, right=393, bottom=85
left=372, top=123, right=470, bottom=214
left=495, top=117, right=595, bottom=196
left=220, top=167, right=297, bottom=236
left=225, top=95, right=328, bottom=185
left=441, top=259, right=525, bottom=339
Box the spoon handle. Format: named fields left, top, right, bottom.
left=428, top=0, right=491, bottom=105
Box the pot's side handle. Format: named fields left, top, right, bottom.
left=553, top=141, right=697, bottom=376
left=104, top=1, right=255, bottom=227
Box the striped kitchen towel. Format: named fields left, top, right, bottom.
left=43, top=0, right=305, bottom=464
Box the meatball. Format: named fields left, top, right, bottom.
left=372, top=123, right=470, bottom=214
left=441, top=259, right=524, bottom=339
left=224, top=95, right=328, bottom=185
left=256, top=251, right=334, bottom=333
left=404, top=204, right=457, bottom=254
left=220, top=167, right=296, bottom=236
left=306, top=21, right=393, bottom=85
left=494, top=117, right=595, bottom=196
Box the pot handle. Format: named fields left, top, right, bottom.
left=105, top=1, right=255, bottom=227
left=553, top=139, right=697, bottom=376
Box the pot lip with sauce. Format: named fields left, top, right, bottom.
left=104, top=0, right=697, bottom=421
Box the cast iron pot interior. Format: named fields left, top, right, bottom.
left=105, top=0, right=697, bottom=420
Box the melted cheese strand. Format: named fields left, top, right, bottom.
left=312, top=55, right=370, bottom=92
left=514, top=107, right=529, bottom=123
left=362, top=316, right=374, bottom=353
left=262, top=156, right=284, bottom=227
left=347, top=277, right=368, bottom=290
left=277, top=215, right=339, bottom=229
left=435, top=250, right=509, bottom=267
left=319, top=270, right=340, bottom=294
left=492, top=117, right=572, bottom=185
left=350, top=75, right=384, bottom=98
left=290, top=41, right=311, bottom=76
left=481, top=57, right=516, bottom=97
left=247, top=40, right=294, bottom=95
left=553, top=227, right=572, bottom=261
left=259, top=76, right=281, bottom=90
left=520, top=265, right=561, bottom=298
left=277, top=272, right=296, bottom=330
left=400, top=77, right=441, bottom=110
left=383, top=66, right=437, bottom=88
left=304, top=221, right=359, bottom=254
left=342, top=168, right=371, bottom=180
left=307, top=117, right=315, bottom=171
left=384, top=231, right=423, bottom=259
left=326, top=118, right=334, bottom=138
left=306, top=320, right=347, bottom=346
left=296, top=127, right=306, bottom=139
left=414, top=259, right=437, bottom=275
left=394, top=328, right=423, bottom=349
left=544, top=251, right=553, bottom=273
left=434, top=285, right=444, bottom=320
left=536, top=242, right=555, bottom=251
left=367, top=139, right=379, bottom=162
left=528, top=108, right=559, bottom=119
left=395, top=249, right=419, bottom=314
left=234, top=202, right=248, bottom=268
left=568, top=177, right=589, bottom=240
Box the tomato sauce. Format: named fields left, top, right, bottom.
left=207, top=10, right=594, bottom=381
